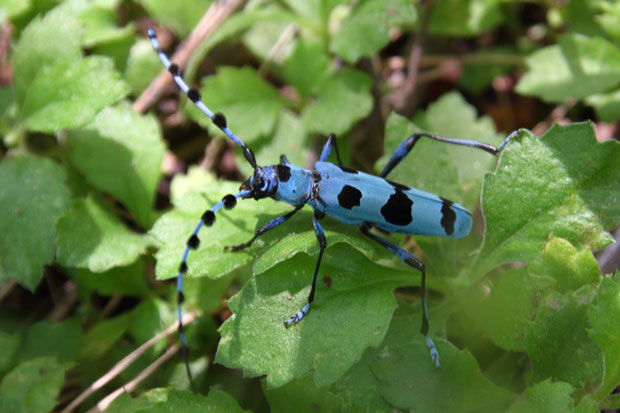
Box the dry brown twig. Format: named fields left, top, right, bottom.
left=133, top=0, right=244, bottom=114
left=387, top=0, right=431, bottom=116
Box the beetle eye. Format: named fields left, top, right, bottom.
left=261, top=179, right=269, bottom=191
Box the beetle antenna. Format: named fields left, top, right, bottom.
left=148, top=28, right=257, bottom=169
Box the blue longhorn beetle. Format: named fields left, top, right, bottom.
left=148, top=28, right=523, bottom=383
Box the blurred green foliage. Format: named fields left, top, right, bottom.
left=1, top=0, right=619, bottom=411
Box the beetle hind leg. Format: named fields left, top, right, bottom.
left=359, top=224, right=440, bottom=368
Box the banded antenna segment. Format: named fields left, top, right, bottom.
left=147, top=28, right=257, bottom=169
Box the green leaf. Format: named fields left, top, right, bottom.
left=0, top=330, right=21, bottom=373
left=128, top=300, right=170, bottom=349
left=330, top=0, right=417, bottom=63
left=594, top=1, right=620, bottom=43
left=18, top=55, right=129, bottom=133
left=91, top=27, right=135, bottom=73
left=555, top=0, right=607, bottom=38
left=79, top=6, right=135, bottom=47
left=185, top=9, right=298, bottom=83
left=242, top=18, right=294, bottom=63
left=329, top=347, right=395, bottom=412
left=0, top=357, right=64, bottom=413
left=108, top=388, right=248, bottom=412
left=124, top=38, right=163, bottom=95
left=11, top=7, right=81, bottom=106
left=585, top=89, right=620, bottom=122
left=369, top=303, right=515, bottom=412
left=0, top=156, right=70, bottom=291
left=506, top=379, right=574, bottom=413
left=284, top=0, right=347, bottom=27
left=251, top=213, right=383, bottom=276
left=516, top=34, right=620, bottom=102
left=600, top=393, right=620, bottom=410
left=301, top=68, right=373, bottom=135
left=236, top=110, right=310, bottom=179
left=282, top=41, right=330, bottom=97
left=151, top=180, right=291, bottom=281
left=135, top=0, right=212, bottom=37
left=572, top=398, right=600, bottom=413
left=0, top=86, right=13, bottom=119
left=264, top=374, right=342, bottom=412
left=183, top=273, right=235, bottom=315
left=476, top=123, right=620, bottom=276
left=525, top=289, right=602, bottom=387
left=428, top=0, right=504, bottom=36
left=73, top=260, right=150, bottom=297
left=535, top=237, right=601, bottom=293
left=56, top=195, right=148, bottom=272
left=20, top=318, right=81, bottom=366
left=0, top=0, right=31, bottom=22
left=481, top=268, right=554, bottom=352
left=216, top=245, right=414, bottom=387
left=187, top=67, right=287, bottom=143
left=588, top=276, right=620, bottom=400
left=66, top=102, right=165, bottom=228
left=79, top=312, right=132, bottom=360
left=168, top=166, right=218, bottom=203
left=459, top=47, right=521, bottom=95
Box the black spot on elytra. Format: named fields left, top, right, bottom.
left=381, top=190, right=413, bottom=226
left=178, top=291, right=185, bottom=304
left=277, top=165, right=291, bottom=182
left=337, top=185, right=362, bottom=209
left=213, top=112, right=227, bottom=128
left=387, top=180, right=409, bottom=192
left=187, top=88, right=201, bottom=102
left=440, top=197, right=456, bottom=236
left=335, top=165, right=359, bottom=174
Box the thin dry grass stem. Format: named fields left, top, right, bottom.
left=419, top=54, right=526, bottom=67
left=63, top=313, right=196, bottom=413
left=133, top=0, right=244, bottom=114
left=100, top=295, right=123, bottom=319
left=0, top=280, right=16, bottom=302
left=47, top=281, right=78, bottom=322
left=258, top=23, right=298, bottom=76
left=532, top=99, right=577, bottom=136
left=87, top=344, right=180, bottom=413
left=598, top=227, right=620, bottom=275
left=388, top=0, right=431, bottom=115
